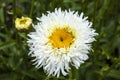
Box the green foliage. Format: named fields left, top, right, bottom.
left=0, top=0, right=120, bottom=80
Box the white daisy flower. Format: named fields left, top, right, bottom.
left=27, top=8, right=98, bottom=77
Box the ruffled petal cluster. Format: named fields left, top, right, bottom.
left=27, top=8, right=98, bottom=77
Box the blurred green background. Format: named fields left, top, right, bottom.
left=0, top=0, right=120, bottom=80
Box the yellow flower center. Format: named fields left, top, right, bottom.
left=49, top=27, right=75, bottom=49
left=20, top=19, right=27, bottom=25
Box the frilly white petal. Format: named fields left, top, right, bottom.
left=27, top=8, right=98, bottom=77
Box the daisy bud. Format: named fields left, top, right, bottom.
left=15, top=16, right=32, bottom=30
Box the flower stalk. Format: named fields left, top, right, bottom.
left=30, top=0, right=34, bottom=18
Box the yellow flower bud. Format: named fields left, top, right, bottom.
left=15, top=17, right=32, bottom=30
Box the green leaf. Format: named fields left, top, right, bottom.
left=0, top=8, right=5, bottom=24
left=107, top=69, right=120, bottom=79
left=0, top=40, right=16, bottom=50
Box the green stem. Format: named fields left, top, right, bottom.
left=13, top=0, right=16, bottom=21
left=30, top=0, right=34, bottom=18
left=93, top=0, right=97, bottom=28
left=45, top=76, right=50, bottom=80
left=69, top=66, right=77, bottom=80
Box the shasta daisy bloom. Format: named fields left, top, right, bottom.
left=27, top=8, right=98, bottom=77
left=15, top=16, right=32, bottom=30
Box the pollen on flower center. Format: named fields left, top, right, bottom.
left=49, top=27, right=75, bottom=48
